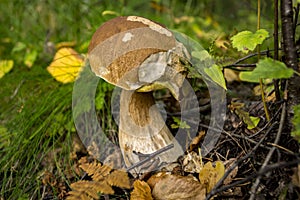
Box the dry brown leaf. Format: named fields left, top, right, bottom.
left=79, top=161, right=112, bottom=181
left=224, top=68, right=239, bottom=82
left=199, top=161, right=225, bottom=193
left=68, top=180, right=114, bottom=199
left=182, top=151, right=202, bottom=173
left=148, top=173, right=206, bottom=200
left=214, top=35, right=230, bottom=50
left=106, top=170, right=131, bottom=189
left=188, top=131, right=206, bottom=151
left=131, top=180, right=153, bottom=200
left=67, top=190, right=90, bottom=200
left=92, top=165, right=113, bottom=181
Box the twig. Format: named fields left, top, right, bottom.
left=224, top=64, right=257, bottom=69
left=249, top=100, right=286, bottom=199
left=206, top=122, right=278, bottom=200
left=248, top=105, right=282, bottom=138
left=267, top=142, right=295, bottom=155
left=225, top=50, right=270, bottom=66
left=207, top=159, right=300, bottom=199
left=126, top=144, right=174, bottom=172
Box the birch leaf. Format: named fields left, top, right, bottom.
left=47, top=47, right=84, bottom=83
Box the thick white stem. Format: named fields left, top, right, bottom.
left=119, top=90, right=183, bottom=172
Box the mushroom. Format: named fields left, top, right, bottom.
left=88, top=16, right=189, bottom=173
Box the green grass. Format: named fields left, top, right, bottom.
left=0, top=65, right=74, bottom=198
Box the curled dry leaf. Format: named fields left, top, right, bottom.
left=147, top=172, right=206, bottom=200
left=131, top=180, right=153, bottom=200
left=188, top=131, right=206, bottom=151
left=199, top=161, right=225, bottom=193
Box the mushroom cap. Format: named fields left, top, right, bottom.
left=88, top=16, right=185, bottom=91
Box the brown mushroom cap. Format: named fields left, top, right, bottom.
left=88, top=16, right=178, bottom=90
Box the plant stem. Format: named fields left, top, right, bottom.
left=257, top=0, right=271, bottom=121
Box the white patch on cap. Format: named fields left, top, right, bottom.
left=122, top=32, right=134, bottom=42
left=127, top=16, right=172, bottom=37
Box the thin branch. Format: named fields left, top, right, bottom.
left=223, top=50, right=270, bottom=68
left=207, top=159, right=300, bottom=199
left=126, top=144, right=174, bottom=172
left=249, top=98, right=287, bottom=199
left=206, top=122, right=278, bottom=200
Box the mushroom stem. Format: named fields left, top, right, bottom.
left=119, top=90, right=183, bottom=172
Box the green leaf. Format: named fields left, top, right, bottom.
left=0, top=60, right=14, bottom=79
left=248, top=116, right=260, bottom=129
left=204, top=64, right=227, bottom=90
left=171, top=117, right=190, bottom=129
left=292, top=104, right=300, bottom=142
left=235, top=109, right=260, bottom=129
left=24, top=49, right=38, bottom=68
left=231, top=29, right=269, bottom=53
left=239, top=58, right=294, bottom=82
left=12, top=42, right=27, bottom=53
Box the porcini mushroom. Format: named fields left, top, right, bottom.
left=88, top=16, right=189, bottom=173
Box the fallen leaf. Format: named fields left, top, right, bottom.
left=47, top=47, right=84, bottom=83
left=68, top=180, right=114, bottom=199
left=182, top=151, right=202, bottom=173
left=230, top=102, right=260, bottom=130
left=0, top=60, right=14, bottom=79
left=148, top=172, right=206, bottom=200
left=106, top=170, right=131, bottom=189
left=199, top=161, right=225, bottom=193
left=24, top=49, right=38, bottom=68
left=235, top=109, right=260, bottom=129
left=189, top=131, right=206, bottom=151
left=215, top=36, right=230, bottom=50
left=224, top=68, right=239, bottom=82
left=131, top=180, right=153, bottom=200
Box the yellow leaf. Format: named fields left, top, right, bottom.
left=55, top=41, right=76, bottom=49
left=47, top=47, right=84, bottom=83
left=215, top=161, right=225, bottom=181
left=0, top=60, right=14, bottom=79
left=131, top=180, right=153, bottom=200
left=199, top=161, right=225, bottom=193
